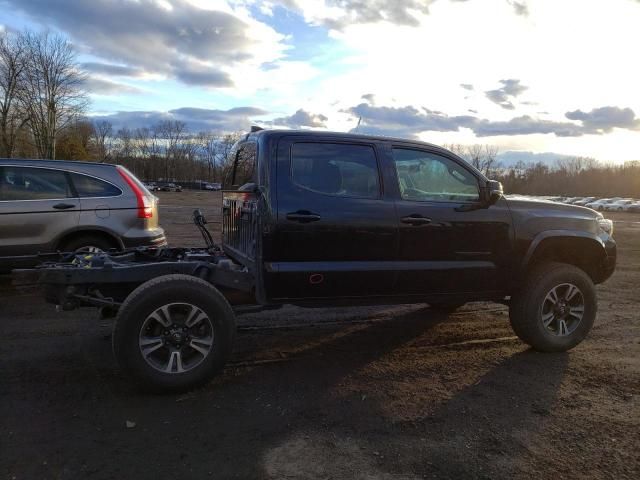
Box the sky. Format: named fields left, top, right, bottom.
left=1, top=0, right=639, bottom=162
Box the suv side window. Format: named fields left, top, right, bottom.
left=291, top=142, right=380, bottom=198
left=69, top=172, right=122, bottom=197
left=392, top=148, right=480, bottom=202
left=0, top=166, right=73, bottom=201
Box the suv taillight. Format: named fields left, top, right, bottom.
left=117, top=166, right=153, bottom=218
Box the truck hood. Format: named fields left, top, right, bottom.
left=504, top=196, right=601, bottom=219
left=503, top=195, right=602, bottom=237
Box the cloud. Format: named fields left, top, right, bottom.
left=485, top=79, right=528, bottom=110
left=347, top=103, right=476, bottom=137
left=269, top=0, right=529, bottom=29
left=81, top=62, right=144, bottom=77
left=172, top=60, right=233, bottom=88
left=472, top=116, right=583, bottom=137
left=9, top=0, right=286, bottom=87
left=296, top=0, right=437, bottom=29
left=267, top=109, right=328, bottom=128
left=507, top=0, right=529, bottom=16
left=345, top=102, right=640, bottom=138
left=92, top=106, right=268, bottom=132
left=460, top=83, right=474, bottom=91
left=565, top=106, right=640, bottom=134
left=83, top=77, right=144, bottom=95
left=361, top=93, right=376, bottom=103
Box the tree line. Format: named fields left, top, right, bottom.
left=56, top=117, right=244, bottom=183
left=445, top=144, right=639, bottom=198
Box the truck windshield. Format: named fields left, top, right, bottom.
left=227, top=142, right=257, bottom=188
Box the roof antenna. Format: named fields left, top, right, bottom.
left=354, top=116, right=362, bottom=133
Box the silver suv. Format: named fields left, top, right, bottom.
left=0, top=159, right=166, bottom=270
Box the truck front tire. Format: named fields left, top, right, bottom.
left=509, top=262, right=596, bottom=352
left=112, top=274, right=235, bottom=392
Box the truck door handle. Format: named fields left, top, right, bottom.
left=286, top=211, right=321, bottom=223
left=401, top=215, right=432, bottom=225
left=52, top=203, right=76, bottom=210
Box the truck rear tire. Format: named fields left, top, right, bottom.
left=112, top=274, right=235, bottom=392
left=509, top=262, right=596, bottom=352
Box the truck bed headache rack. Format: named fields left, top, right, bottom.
left=222, top=194, right=258, bottom=267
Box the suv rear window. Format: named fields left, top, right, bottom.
left=291, top=142, right=380, bottom=198
left=70, top=172, right=122, bottom=197
left=0, top=166, right=73, bottom=201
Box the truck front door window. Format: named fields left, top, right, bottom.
left=392, top=149, right=479, bottom=202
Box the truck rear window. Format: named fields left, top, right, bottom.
left=228, top=142, right=257, bottom=188
left=291, top=142, right=380, bottom=198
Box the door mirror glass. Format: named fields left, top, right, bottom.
left=486, top=180, right=503, bottom=205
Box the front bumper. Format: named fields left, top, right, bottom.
left=595, top=237, right=617, bottom=284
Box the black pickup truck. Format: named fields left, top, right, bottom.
left=13, top=129, right=617, bottom=392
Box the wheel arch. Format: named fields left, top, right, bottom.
left=55, top=227, right=124, bottom=251
left=521, top=231, right=607, bottom=283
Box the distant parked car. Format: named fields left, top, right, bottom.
left=627, top=202, right=640, bottom=213
left=160, top=183, right=182, bottom=192
left=204, top=182, right=222, bottom=191
left=573, top=197, right=596, bottom=206
left=586, top=198, right=621, bottom=211
left=0, top=159, right=166, bottom=271
left=605, top=199, right=637, bottom=212
left=144, top=182, right=161, bottom=192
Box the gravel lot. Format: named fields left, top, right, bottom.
left=1, top=190, right=638, bottom=479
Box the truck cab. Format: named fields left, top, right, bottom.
left=221, top=130, right=614, bottom=306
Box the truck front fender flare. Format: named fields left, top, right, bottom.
left=521, top=230, right=606, bottom=271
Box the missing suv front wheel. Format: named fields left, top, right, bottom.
left=509, top=262, right=596, bottom=352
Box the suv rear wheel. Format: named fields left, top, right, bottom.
left=509, top=262, right=596, bottom=352
left=60, top=234, right=117, bottom=253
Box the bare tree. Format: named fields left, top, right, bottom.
left=19, top=31, right=88, bottom=159
left=482, top=144, right=499, bottom=177
left=196, top=131, right=217, bottom=181
left=91, top=119, right=113, bottom=162
left=0, top=31, right=29, bottom=157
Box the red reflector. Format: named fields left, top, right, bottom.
left=117, top=167, right=153, bottom=218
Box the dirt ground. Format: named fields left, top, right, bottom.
left=1, top=191, right=638, bottom=479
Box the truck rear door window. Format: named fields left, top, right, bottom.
left=291, top=142, right=380, bottom=198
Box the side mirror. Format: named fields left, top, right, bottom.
left=486, top=180, right=503, bottom=206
